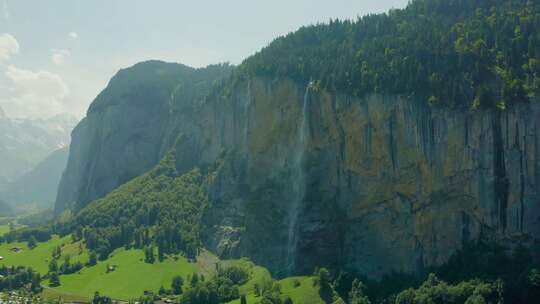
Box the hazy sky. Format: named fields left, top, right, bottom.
left=0, top=0, right=408, bottom=119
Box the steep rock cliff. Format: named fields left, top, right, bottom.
left=56, top=68, right=540, bottom=278
left=55, top=61, right=232, bottom=212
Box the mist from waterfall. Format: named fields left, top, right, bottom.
left=285, top=83, right=311, bottom=274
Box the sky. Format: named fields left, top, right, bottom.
left=0, top=0, right=409, bottom=120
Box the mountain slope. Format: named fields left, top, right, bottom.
left=0, top=111, right=77, bottom=192
left=66, top=147, right=210, bottom=259
left=0, top=147, right=69, bottom=209
left=55, top=0, right=540, bottom=280
left=54, top=61, right=233, bottom=213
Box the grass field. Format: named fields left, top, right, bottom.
left=1, top=235, right=323, bottom=303
left=227, top=275, right=323, bottom=304
left=41, top=287, right=90, bottom=303
left=226, top=275, right=323, bottom=304
left=224, top=259, right=324, bottom=304
left=0, top=235, right=74, bottom=274
left=47, top=248, right=198, bottom=301
left=278, top=276, right=324, bottom=304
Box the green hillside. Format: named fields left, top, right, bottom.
left=0, top=235, right=325, bottom=303
left=46, top=248, right=197, bottom=300
left=0, top=235, right=75, bottom=274
left=59, top=147, right=210, bottom=260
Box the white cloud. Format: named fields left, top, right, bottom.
left=2, top=66, right=71, bottom=119
left=51, top=49, right=71, bottom=65
left=0, top=33, right=19, bottom=63
left=69, top=32, right=78, bottom=39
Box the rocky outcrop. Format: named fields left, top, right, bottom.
left=56, top=63, right=540, bottom=278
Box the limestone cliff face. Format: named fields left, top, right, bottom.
left=56, top=69, right=540, bottom=278
left=55, top=61, right=231, bottom=212
left=193, top=78, right=540, bottom=277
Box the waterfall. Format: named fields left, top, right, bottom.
left=285, top=82, right=311, bottom=274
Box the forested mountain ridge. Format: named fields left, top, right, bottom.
left=238, top=0, right=539, bottom=109
left=53, top=0, right=540, bottom=292
left=51, top=146, right=210, bottom=263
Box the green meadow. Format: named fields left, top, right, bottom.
left=0, top=236, right=324, bottom=303
left=46, top=248, right=198, bottom=301
left=0, top=235, right=74, bottom=274
left=226, top=274, right=324, bottom=304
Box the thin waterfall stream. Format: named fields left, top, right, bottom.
left=285, top=82, right=312, bottom=274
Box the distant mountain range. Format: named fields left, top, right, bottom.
left=0, top=105, right=78, bottom=208
left=0, top=108, right=76, bottom=184
left=0, top=147, right=69, bottom=210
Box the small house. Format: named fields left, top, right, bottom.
left=10, top=247, right=23, bottom=253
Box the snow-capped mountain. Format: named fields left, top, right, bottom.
left=0, top=106, right=78, bottom=191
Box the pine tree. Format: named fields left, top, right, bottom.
left=27, top=236, right=37, bottom=249
left=88, top=252, right=98, bottom=266
left=49, top=272, right=60, bottom=287
left=171, top=275, right=184, bottom=295
left=48, top=259, right=58, bottom=273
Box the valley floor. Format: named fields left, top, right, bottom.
left=0, top=235, right=324, bottom=303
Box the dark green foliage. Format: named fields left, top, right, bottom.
left=49, top=272, right=60, bottom=287
left=144, top=246, right=155, bottom=264
left=258, top=281, right=282, bottom=304
left=92, top=291, right=112, bottom=304
left=432, top=242, right=540, bottom=304
left=180, top=280, right=219, bottom=304
left=219, top=265, right=249, bottom=285
left=172, top=275, right=184, bottom=295
left=283, top=297, right=293, bottom=304
left=394, top=273, right=502, bottom=304
left=330, top=241, right=539, bottom=304
left=240, top=294, right=247, bottom=304
left=158, top=243, right=165, bottom=262
left=52, top=245, right=61, bottom=260
left=190, top=273, right=200, bottom=287
left=314, top=268, right=333, bottom=302
left=87, top=251, right=97, bottom=266
left=48, top=259, right=58, bottom=273
left=59, top=256, right=83, bottom=275
left=27, top=236, right=37, bottom=249
left=179, top=267, right=248, bottom=303
left=58, top=148, right=210, bottom=260
left=239, top=0, right=540, bottom=109
left=159, top=285, right=167, bottom=295
left=88, top=61, right=233, bottom=115
left=0, top=266, right=41, bottom=293
left=3, top=226, right=52, bottom=243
